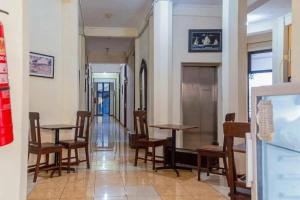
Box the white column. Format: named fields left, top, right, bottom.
left=153, top=0, right=173, bottom=131
left=272, top=17, right=288, bottom=84
left=222, top=0, right=248, bottom=122
left=291, top=0, right=300, bottom=81
left=0, top=0, right=29, bottom=199
left=61, top=0, right=79, bottom=122
left=134, top=38, right=141, bottom=110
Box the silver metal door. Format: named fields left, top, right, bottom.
left=182, top=66, right=218, bottom=149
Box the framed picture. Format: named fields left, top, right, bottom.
left=30, top=52, right=54, bottom=78
left=189, top=29, right=222, bottom=52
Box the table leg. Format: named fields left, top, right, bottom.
left=55, top=129, right=60, bottom=166
left=171, top=129, right=179, bottom=176
left=155, top=129, right=180, bottom=176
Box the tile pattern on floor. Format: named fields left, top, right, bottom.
left=27, top=117, right=229, bottom=200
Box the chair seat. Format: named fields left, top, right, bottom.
left=59, top=140, right=87, bottom=147
left=197, top=145, right=225, bottom=154
left=29, top=143, right=62, bottom=152
left=137, top=138, right=166, bottom=146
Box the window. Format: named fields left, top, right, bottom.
left=248, top=50, right=273, bottom=118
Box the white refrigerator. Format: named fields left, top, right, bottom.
left=247, top=83, right=300, bottom=200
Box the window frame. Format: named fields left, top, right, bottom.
left=248, top=49, right=273, bottom=120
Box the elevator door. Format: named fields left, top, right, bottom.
left=182, top=66, right=218, bottom=149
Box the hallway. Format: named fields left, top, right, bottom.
left=27, top=117, right=228, bottom=200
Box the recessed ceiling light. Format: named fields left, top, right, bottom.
left=247, top=14, right=264, bottom=24
left=105, top=13, right=113, bottom=19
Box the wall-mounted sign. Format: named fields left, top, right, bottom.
left=30, top=52, right=55, bottom=78
left=188, top=29, right=222, bottom=52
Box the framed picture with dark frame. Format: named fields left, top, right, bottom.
left=30, top=52, right=55, bottom=78
left=188, top=29, right=222, bottom=52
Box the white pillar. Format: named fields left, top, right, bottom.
left=134, top=38, right=141, bottom=110
left=61, top=0, right=79, bottom=122
left=0, top=0, right=29, bottom=199
left=153, top=0, right=173, bottom=129
left=222, top=0, right=248, bottom=122
left=291, top=0, right=300, bottom=81
left=272, top=17, right=288, bottom=84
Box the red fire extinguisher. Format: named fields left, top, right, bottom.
left=0, top=21, right=13, bottom=146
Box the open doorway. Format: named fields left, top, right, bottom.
left=96, top=82, right=113, bottom=116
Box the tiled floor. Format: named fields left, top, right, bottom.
left=27, top=117, right=229, bottom=200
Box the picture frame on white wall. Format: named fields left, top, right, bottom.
left=188, top=29, right=222, bottom=52
left=29, top=52, right=54, bottom=78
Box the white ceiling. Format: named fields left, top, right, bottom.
left=80, top=0, right=148, bottom=28
left=86, top=37, right=133, bottom=54
left=248, top=0, right=291, bottom=23
left=172, top=0, right=222, bottom=5
left=83, top=0, right=291, bottom=57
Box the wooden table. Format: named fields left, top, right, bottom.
left=41, top=124, right=79, bottom=171
left=150, top=124, right=198, bottom=176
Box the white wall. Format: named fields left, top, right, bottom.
left=291, top=0, right=300, bottom=81
left=28, top=0, right=79, bottom=168
left=92, top=63, right=123, bottom=73
left=172, top=4, right=223, bottom=147
left=120, top=66, right=125, bottom=125
left=79, top=35, right=87, bottom=110
left=247, top=32, right=272, bottom=52
left=134, top=16, right=155, bottom=134
left=0, top=0, right=29, bottom=199
left=127, top=50, right=135, bottom=131
left=135, top=25, right=149, bottom=110
left=29, top=0, right=79, bottom=124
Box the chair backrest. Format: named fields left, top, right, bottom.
left=222, top=113, right=236, bottom=151
left=225, top=113, right=235, bottom=122
left=29, top=112, right=42, bottom=147
left=133, top=110, right=149, bottom=139
left=224, top=122, right=251, bottom=196
left=75, top=111, right=92, bottom=142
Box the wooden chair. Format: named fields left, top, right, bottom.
left=28, top=112, right=62, bottom=182
left=197, top=113, right=235, bottom=181
left=224, top=122, right=251, bottom=200
left=133, top=110, right=166, bottom=170
left=59, top=111, right=91, bottom=173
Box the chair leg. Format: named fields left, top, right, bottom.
left=163, top=145, right=166, bottom=168
left=223, top=156, right=229, bottom=185
left=207, top=157, right=210, bottom=176
left=75, top=148, right=79, bottom=165
left=152, top=146, right=156, bottom=171
left=58, top=151, right=62, bottom=176
left=144, top=147, right=148, bottom=163
left=67, top=148, right=71, bottom=173
left=33, top=153, right=41, bottom=182
left=134, top=148, right=139, bottom=166
left=45, top=154, right=49, bottom=173
left=85, top=146, right=90, bottom=169
left=198, top=153, right=202, bottom=181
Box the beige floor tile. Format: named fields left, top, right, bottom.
left=94, top=186, right=126, bottom=197
left=27, top=117, right=228, bottom=200
left=60, top=186, right=95, bottom=199
left=155, top=184, right=189, bottom=196
left=27, top=187, right=64, bottom=199
left=60, top=198, right=93, bottom=200
left=160, top=195, right=195, bottom=200
left=94, top=197, right=127, bottom=200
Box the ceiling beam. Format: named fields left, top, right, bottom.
left=84, top=27, right=138, bottom=38
left=247, top=0, right=270, bottom=13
